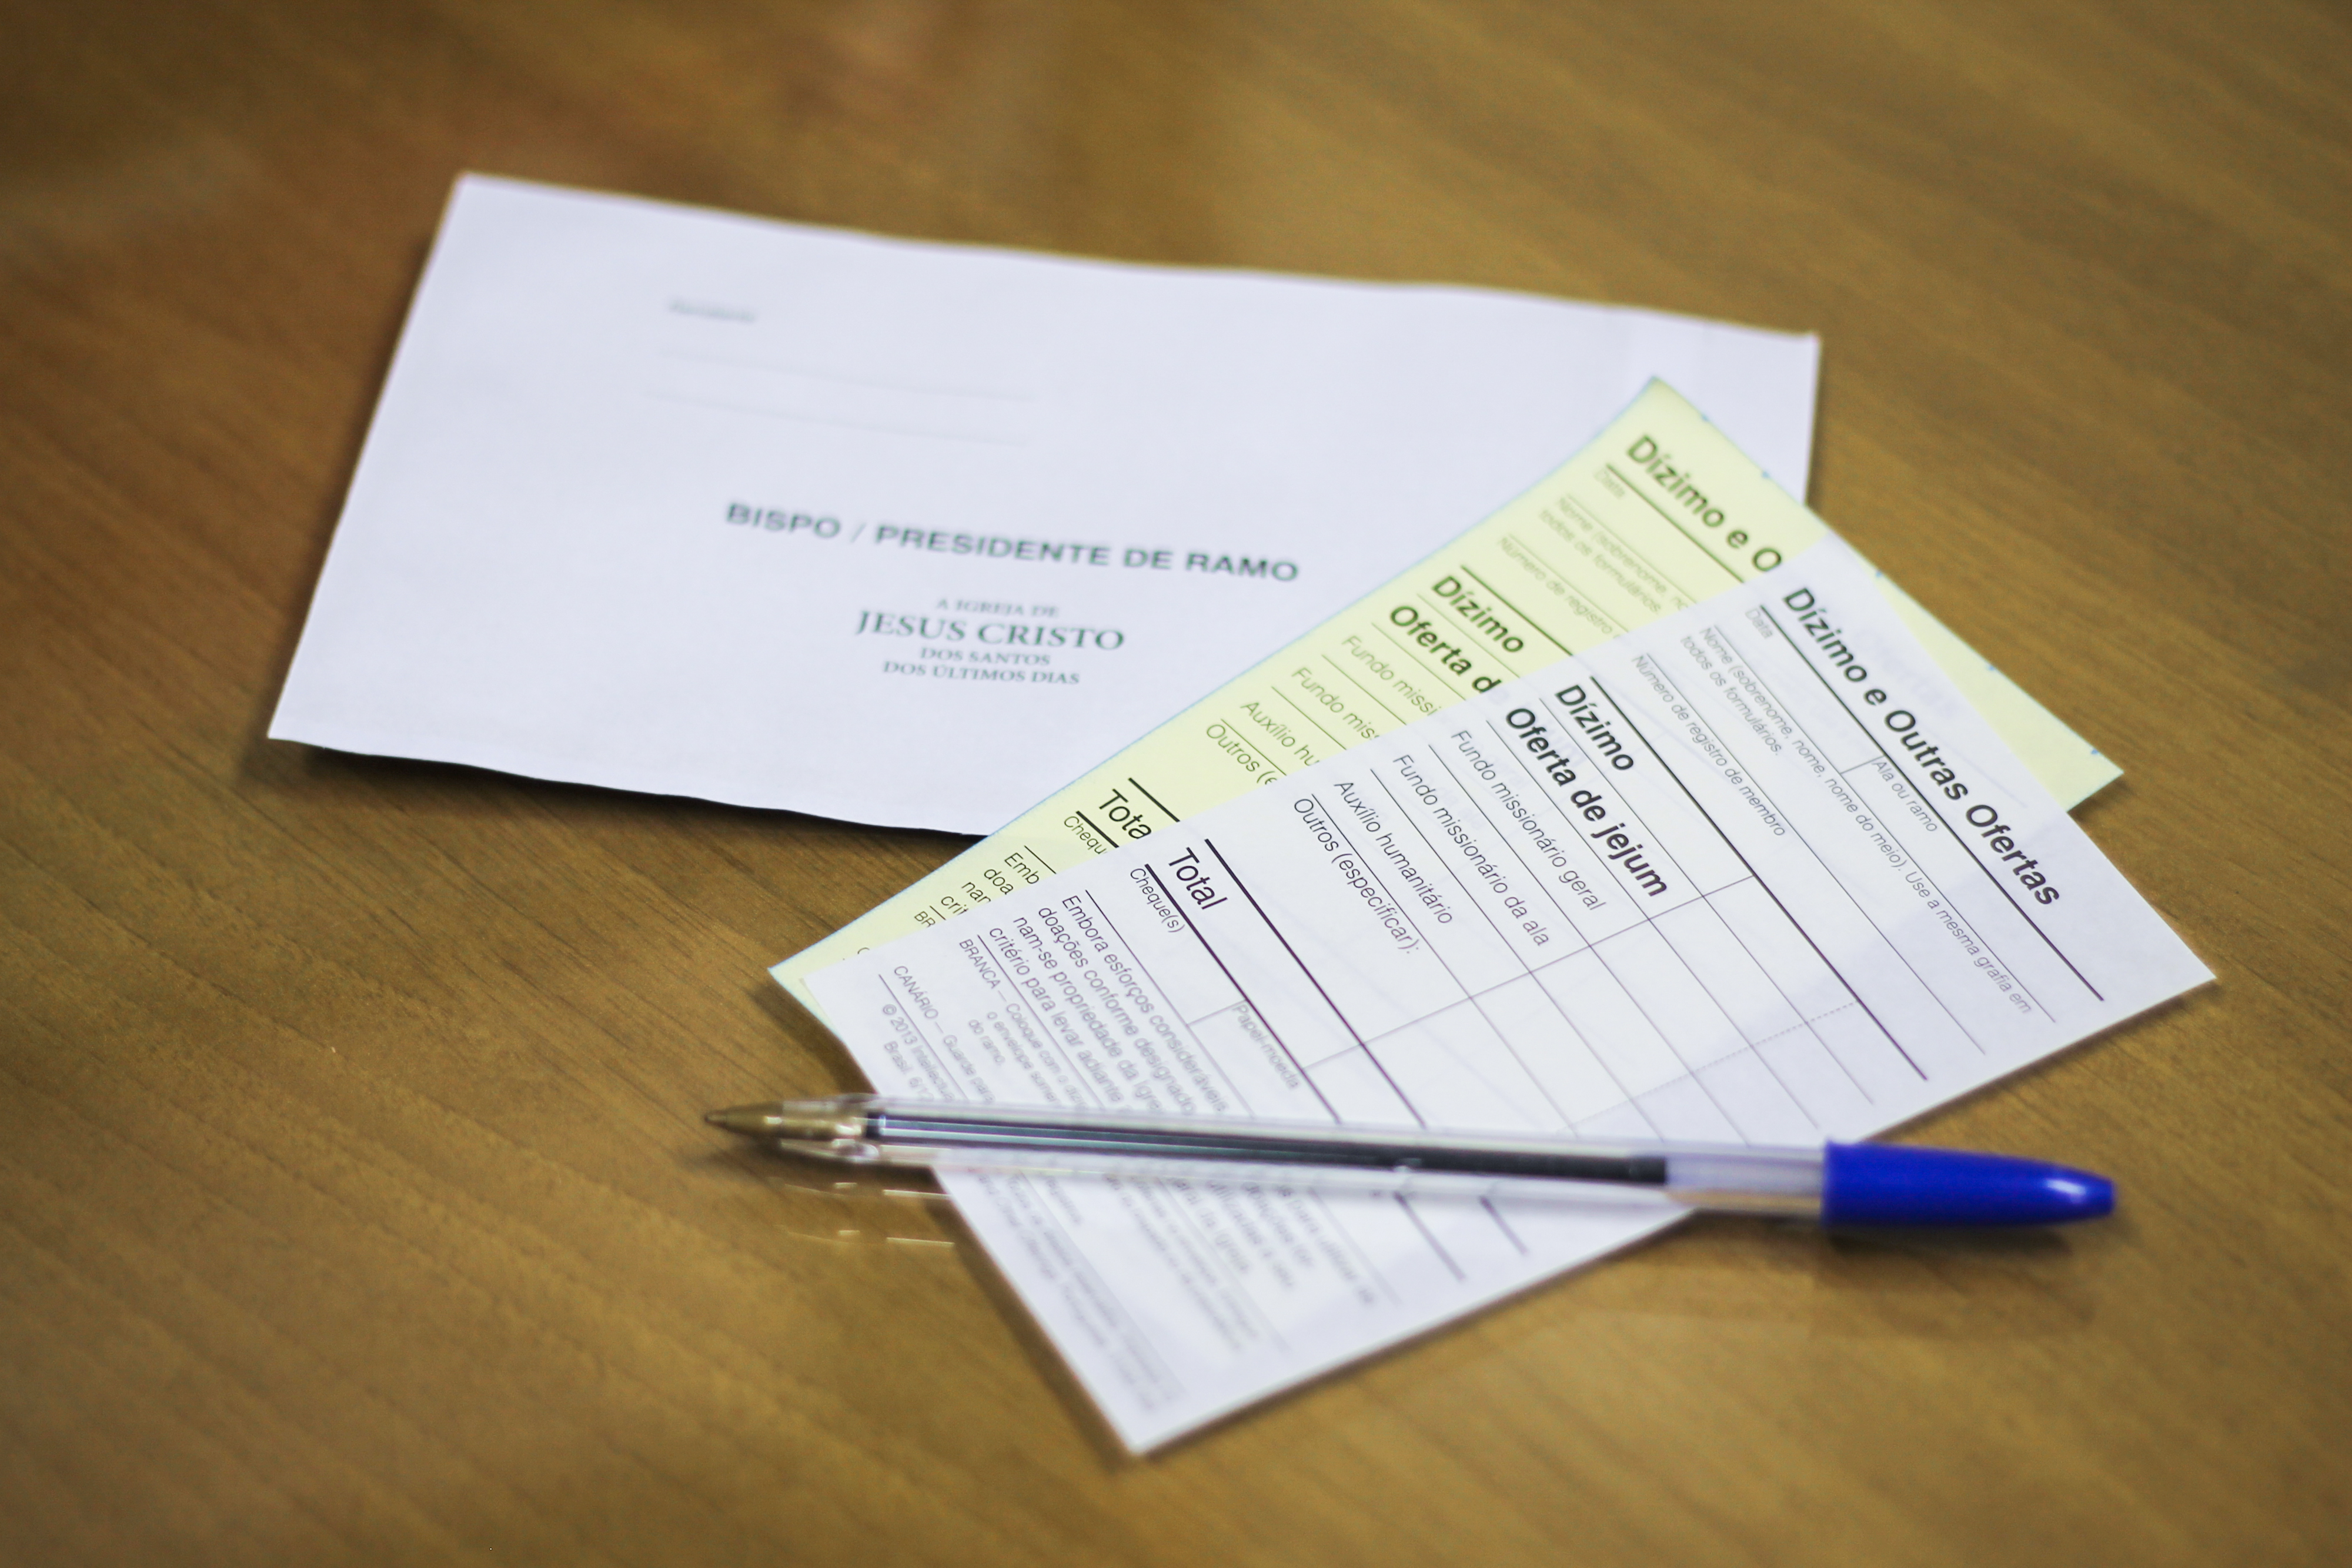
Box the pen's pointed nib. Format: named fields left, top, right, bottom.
left=706, top=1105, right=788, bottom=1138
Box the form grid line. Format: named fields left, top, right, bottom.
left=1635, top=648, right=2032, bottom=1033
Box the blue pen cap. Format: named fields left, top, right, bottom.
left=1820, top=1142, right=2114, bottom=1227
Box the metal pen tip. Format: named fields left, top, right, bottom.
left=705, top=1105, right=789, bottom=1138
left=704, top=1099, right=869, bottom=1143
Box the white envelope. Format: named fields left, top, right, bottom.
left=272, top=175, right=1819, bottom=834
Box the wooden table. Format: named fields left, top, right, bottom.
left=5, top=1, right=2347, bottom=1562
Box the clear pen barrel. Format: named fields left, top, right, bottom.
left=1659, top=1150, right=1824, bottom=1218
left=832, top=1098, right=1827, bottom=1218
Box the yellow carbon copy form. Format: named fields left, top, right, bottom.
left=773, top=381, right=2119, bottom=1015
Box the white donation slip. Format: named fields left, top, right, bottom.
left=803, top=536, right=2209, bottom=1450
left=270, top=174, right=1821, bottom=833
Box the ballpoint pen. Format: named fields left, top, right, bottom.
left=705, top=1095, right=2114, bottom=1227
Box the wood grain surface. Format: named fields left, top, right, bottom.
left=4, top=1, right=2347, bottom=1563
